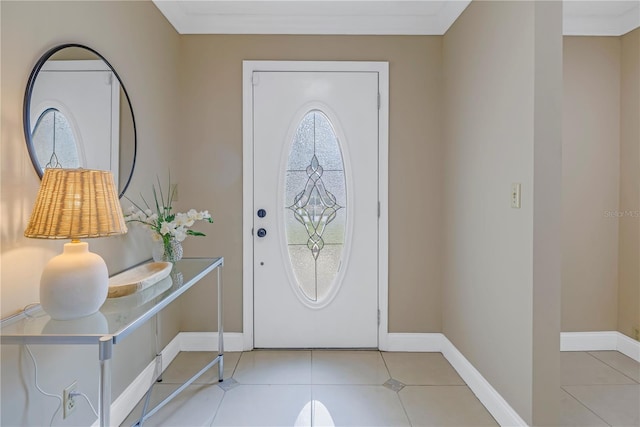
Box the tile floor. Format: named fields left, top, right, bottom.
left=121, top=350, right=639, bottom=427
left=121, top=350, right=497, bottom=426
left=560, top=351, right=639, bottom=427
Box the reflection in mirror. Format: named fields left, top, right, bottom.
left=32, top=108, right=80, bottom=169
left=30, top=58, right=120, bottom=183
left=24, top=44, right=136, bottom=198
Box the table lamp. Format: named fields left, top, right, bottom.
left=24, top=168, right=127, bottom=320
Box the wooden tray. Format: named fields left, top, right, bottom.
left=107, top=261, right=172, bottom=298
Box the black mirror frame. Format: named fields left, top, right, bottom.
left=23, top=43, right=137, bottom=198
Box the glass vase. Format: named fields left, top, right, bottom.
left=152, top=236, right=183, bottom=263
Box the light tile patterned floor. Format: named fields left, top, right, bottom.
left=122, top=350, right=496, bottom=426
left=560, top=351, right=639, bottom=427
left=122, top=350, right=639, bottom=427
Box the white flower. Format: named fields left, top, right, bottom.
left=175, top=212, right=194, bottom=227
left=123, top=180, right=212, bottom=244
left=160, top=221, right=176, bottom=236
left=174, top=228, right=187, bottom=242
left=189, top=209, right=207, bottom=221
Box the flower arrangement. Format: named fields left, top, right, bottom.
left=124, top=178, right=212, bottom=262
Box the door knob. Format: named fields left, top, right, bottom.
left=257, top=228, right=267, bottom=238
left=257, top=209, right=267, bottom=218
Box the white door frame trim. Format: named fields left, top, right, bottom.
left=242, top=60, right=389, bottom=350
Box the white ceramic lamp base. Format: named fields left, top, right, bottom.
left=40, top=241, right=109, bottom=320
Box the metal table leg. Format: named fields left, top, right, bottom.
left=133, top=262, right=225, bottom=426
left=98, top=336, right=113, bottom=427
left=218, top=266, right=224, bottom=381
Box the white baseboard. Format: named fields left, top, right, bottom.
left=163, top=333, right=183, bottom=366
left=440, top=337, right=528, bottom=427
left=617, top=333, right=640, bottom=362
left=383, top=333, right=526, bottom=426
left=384, top=333, right=444, bottom=352
left=179, top=332, right=245, bottom=352
left=560, top=331, right=618, bottom=351
left=561, top=331, right=640, bottom=362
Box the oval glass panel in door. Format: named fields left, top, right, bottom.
left=32, top=108, right=80, bottom=169
left=285, top=110, right=346, bottom=304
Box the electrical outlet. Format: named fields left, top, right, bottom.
left=634, top=327, right=639, bottom=341
left=63, top=381, right=78, bottom=419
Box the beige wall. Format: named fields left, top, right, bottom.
left=618, top=28, right=640, bottom=340
left=442, top=1, right=562, bottom=424
left=176, top=35, right=444, bottom=333
left=562, top=37, right=621, bottom=332
left=562, top=32, right=640, bottom=340
left=0, top=1, right=181, bottom=425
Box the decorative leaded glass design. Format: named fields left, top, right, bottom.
left=285, top=111, right=346, bottom=303
left=32, top=108, right=80, bottom=169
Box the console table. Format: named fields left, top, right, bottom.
left=0, top=257, right=224, bottom=427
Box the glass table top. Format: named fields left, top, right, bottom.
left=0, top=258, right=223, bottom=344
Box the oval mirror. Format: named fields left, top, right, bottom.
left=23, top=44, right=137, bottom=198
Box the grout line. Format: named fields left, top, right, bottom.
left=583, top=351, right=631, bottom=383
left=586, top=351, right=640, bottom=384
left=228, top=352, right=241, bottom=380
left=395, top=385, right=414, bottom=426
left=401, top=384, right=475, bottom=388
left=309, top=350, right=316, bottom=427
left=379, top=350, right=393, bottom=380
left=208, top=381, right=228, bottom=427
left=560, top=385, right=612, bottom=427
left=209, top=382, right=229, bottom=427
left=378, top=350, right=413, bottom=427
left=310, top=351, right=315, bottom=427
left=311, top=349, right=315, bottom=385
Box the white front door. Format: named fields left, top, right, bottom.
left=250, top=65, right=383, bottom=348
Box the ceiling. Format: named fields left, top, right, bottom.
left=152, top=0, right=640, bottom=36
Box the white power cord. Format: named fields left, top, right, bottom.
left=24, top=345, right=62, bottom=426
left=70, top=391, right=98, bottom=417
left=25, top=346, right=99, bottom=423
left=22, top=303, right=45, bottom=318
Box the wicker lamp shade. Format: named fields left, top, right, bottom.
left=25, top=168, right=127, bottom=239
left=24, top=168, right=127, bottom=320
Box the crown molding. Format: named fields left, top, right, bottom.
left=564, top=0, right=640, bottom=36
left=152, top=0, right=639, bottom=36
left=153, top=0, right=470, bottom=35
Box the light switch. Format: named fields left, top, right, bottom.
left=511, top=183, right=521, bottom=209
